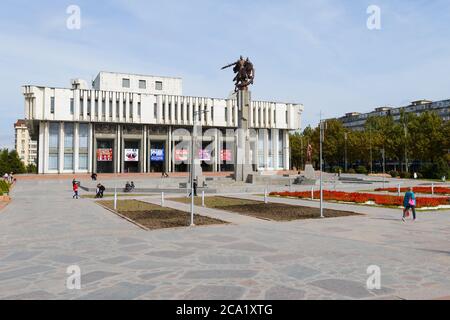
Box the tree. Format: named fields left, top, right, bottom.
left=0, top=149, right=26, bottom=175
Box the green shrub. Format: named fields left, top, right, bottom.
left=347, top=168, right=356, bottom=174
left=356, top=166, right=368, bottom=174
left=389, top=170, right=399, bottom=178
left=399, top=172, right=412, bottom=179
left=0, top=180, right=9, bottom=193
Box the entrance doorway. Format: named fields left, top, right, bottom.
left=96, top=139, right=114, bottom=173
left=124, top=140, right=140, bottom=173
left=149, top=141, right=165, bottom=173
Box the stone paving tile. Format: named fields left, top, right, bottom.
left=81, top=271, right=119, bottom=285
left=2, top=251, right=42, bottom=262
left=79, top=282, right=155, bottom=300
left=0, top=266, right=54, bottom=282
left=100, top=256, right=132, bottom=265
left=198, top=255, right=251, bottom=265
left=182, top=269, right=259, bottom=279
left=181, top=285, right=246, bottom=300
left=309, top=279, right=374, bottom=299
left=2, top=290, right=55, bottom=300
left=264, top=286, right=306, bottom=300
left=279, top=264, right=321, bottom=281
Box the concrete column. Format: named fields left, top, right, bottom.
left=58, top=122, right=64, bottom=173
left=38, top=121, right=46, bottom=174
left=142, top=125, right=146, bottom=173
left=74, top=123, right=79, bottom=173
left=164, top=96, right=169, bottom=124
left=274, top=129, right=279, bottom=170
left=168, top=127, right=172, bottom=173
left=117, top=125, right=121, bottom=173
left=125, top=93, right=130, bottom=123
left=88, top=123, right=93, bottom=173
left=74, top=90, right=80, bottom=122
left=264, top=129, right=269, bottom=170
left=284, top=130, right=290, bottom=170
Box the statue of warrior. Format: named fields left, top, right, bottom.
left=307, top=143, right=313, bottom=164
left=222, top=56, right=255, bottom=92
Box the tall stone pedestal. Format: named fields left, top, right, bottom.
left=235, top=90, right=254, bottom=182
left=304, top=164, right=316, bottom=180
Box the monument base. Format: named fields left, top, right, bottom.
left=304, top=164, right=316, bottom=180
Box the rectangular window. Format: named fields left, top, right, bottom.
left=139, top=80, right=146, bottom=89
left=48, top=122, right=59, bottom=170
left=154, top=103, right=157, bottom=118
left=50, top=97, right=55, bottom=114
left=155, top=81, right=163, bottom=90
left=116, top=100, right=120, bottom=118
left=64, top=154, right=73, bottom=170
left=187, top=103, right=190, bottom=122
left=137, top=102, right=141, bottom=116
left=268, top=130, right=273, bottom=168
left=80, top=99, right=84, bottom=116
left=102, top=100, right=106, bottom=118
left=123, top=99, right=127, bottom=118
left=122, top=78, right=130, bottom=88
left=130, top=101, right=133, bottom=118
left=225, top=106, right=228, bottom=122
left=278, top=132, right=284, bottom=168
left=70, top=98, right=74, bottom=115
left=162, top=102, right=166, bottom=120
left=87, top=100, right=91, bottom=116
left=211, top=106, right=214, bottom=121
left=109, top=100, right=113, bottom=118
left=78, top=123, right=89, bottom=170
left=258, top=130, right=265, bottom=169
left=95, top=99, right=99, bottom=117
left=181, top=103, right=184, bottom=121
left=174, top=102, right=178, bottom=121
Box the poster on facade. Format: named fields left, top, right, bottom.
left=124, top=149, right=139, bottom=162
left=175, top=149, right=189, bottom=162
left=220, top=149, right=232, bottom=162
left=97, top=149, right=113, bottom=162
left=199, top=149, right=211, bottom=161
left=150, top=149, right=165, bottom=162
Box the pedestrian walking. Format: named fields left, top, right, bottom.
left=403, top=187, right=417, bottom=222
left=73, top=181, right=79, bottom=199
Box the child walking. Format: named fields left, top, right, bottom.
left=73, top=181, right=79, bottom=199
left=403, top=187, right=416, bottom=222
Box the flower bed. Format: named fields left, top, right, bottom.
left=270, top=191, right=450, bottom=209
left=375, top=186, right=450, bottom=195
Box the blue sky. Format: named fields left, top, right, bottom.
left=1, top=0, right=450, bottom=149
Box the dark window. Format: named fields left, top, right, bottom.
left=139, top=80, right=146, bottom=89
left=122, top=78, right=130, bottom=88
left=50, top=97, right=55, bottom=114
left=155, top=81, right=163, bottom=90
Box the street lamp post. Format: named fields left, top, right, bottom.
left=319, top=114, right=324, bottom=219
left=190, top=109, right=208, bottom=227
left=381, top=148, right=386, bottom=189
left=344, top=132, right=348, bottom=173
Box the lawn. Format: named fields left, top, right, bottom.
left=97, top=199, right=226, bottom=230
left=82, top=193, right=149, bottom=199
left=171, top=196, right=359, bottom=221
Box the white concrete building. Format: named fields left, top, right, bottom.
left=23, top=71, right=303, bottom=174
left=14, top=120, right=37, bottom=167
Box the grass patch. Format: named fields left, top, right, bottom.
left=171, top=196, right=359, bottom=221
left=98, top=199, right=227, bottom=230
left=82, top=193, right=149, bottom=199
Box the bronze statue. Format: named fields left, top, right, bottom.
left=307, top=143, right=313, bottom=164
left=221, top=56, right=255, bottom=92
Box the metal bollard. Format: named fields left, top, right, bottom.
left=161, top=192, right=165, bottom=207
left=311, top=187, right=314, bottom=200
left=202, top=191, right=205, bottom=207
left=432, top=183, right=435, bottom=195
left=264, top=188, right=268, bottom=204
left=398, top=184, right=401, bottom=196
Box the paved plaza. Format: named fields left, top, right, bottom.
left=0, top=178, right=449, bottom=300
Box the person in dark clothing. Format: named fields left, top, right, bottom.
left=91, top=173, right=98, bottom=181
left=96, top=183, right=105, bottom=198
left=193, top=179, right=198, bottom=197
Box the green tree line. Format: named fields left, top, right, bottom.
left=0, top=149, right=37, bottom=175
left=290, top=111, right=450, bottom=179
